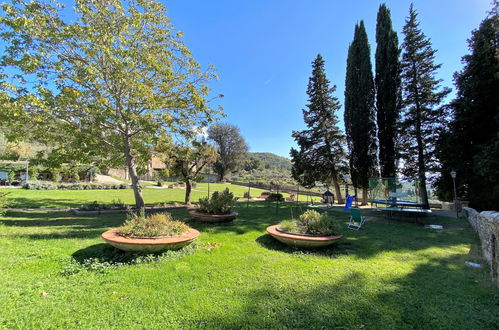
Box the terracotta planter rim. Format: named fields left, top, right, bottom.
left=267, top=225, right=342, bottom=241
left=101, top=227, right=200, bottom=245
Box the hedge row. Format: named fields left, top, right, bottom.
left=23, top=182, right=129, bottom=190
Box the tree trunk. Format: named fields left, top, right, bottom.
left=414, top=98, right=430, bottom=209
left=362, top=187, right=368, bottom=206
left=185, top=178, right=192, bottom=205
left=124, top=139, right=145, bottom=209
left=331, top=177, right=344, bottom=204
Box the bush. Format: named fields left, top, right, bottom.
left=22, top=181, right=128, bottom=190
left=198, top=188, right=238, bottom=214
left=243, top=191, right=251, bottom=198
left=266, top=193, right=284, bottom=202
left=0, top=192, right=8, bottom=215
left=79, top=199, right=128, bottom=211
left=278, top=210, right=341, bottom=236
left=118, top=211, right=189, bottom=238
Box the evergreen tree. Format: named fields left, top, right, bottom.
left=375, top=4, right=401, bottom=178
left=290, top=54, right=348, bottom=203
left=436, top=8, right=499, bottom=210
left=344, top=21, right=378, bottom=204
left=400, top=4, right=451, bottom=209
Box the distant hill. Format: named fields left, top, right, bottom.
left=249, top=152, right=292, bottom=171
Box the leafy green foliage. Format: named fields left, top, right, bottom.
left=23, top=181, right=127, bottom=190
left=279, top=209, right=341, bottom=236
left=118, top=212, right=188, bottom=238
left=208, top=123, right=248, bottom=181
left=79, top=199, right=127, bottom=211
left=290, top=54, right=348, bottom=202
left=435, top=11, right=499, bottom=210
left=0, top=192, right=8, bottom=215
left=344, top=21, right=379, bottom=191
left=265, top=193, right=284, bottom=202
left=160, top=139, right=218, bottom=204
left=400, top=4, right=451, bottom=209
left=375, top=4, right=401, bottom=178
left=0, top=0, right=222, bottom=208
left=198, top=188, right=238, bottom=214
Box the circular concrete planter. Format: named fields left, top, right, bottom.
left=266, top=225, right=342, bottom=248
left=101, top=228, right=199, bottom=252
left=189, top=210, right=238, bottom=223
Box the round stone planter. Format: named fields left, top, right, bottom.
left=101, top=228, right=200, bottom=252
left=266, top=225, right=342, bottom=248
left=189, top=210, right=238, bottom=223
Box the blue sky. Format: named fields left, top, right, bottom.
left=166, top=0, right=491, bottom=157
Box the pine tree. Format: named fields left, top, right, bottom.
left=344, top=21, right=378, bottom=205
left=400, top=4, right=451, bottom=209
left=290, top=54, right=348, bottom=203
left=375, top=4, right=401, bottom=178
left=436, top=8, right=499, bottom=210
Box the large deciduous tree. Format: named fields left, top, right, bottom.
left=161, top=140, right=218, bottom=205
left=400, top=4, right=450, bottom=209
left=0, top=0, right=221, bottom=208
left=291, top=54, right=348, bottom=203
left=436, top=8, right=499, bottom=210
left=207, top=123, right=248, bottom=182
left=344, top=21, right=379, bottom=204
left=375, top=4, right=401, bottom=178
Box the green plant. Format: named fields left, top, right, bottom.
left=29, top=167, right=39, bottom=181
left=0, top=192, right=8, bottom=215
left=266, top=193, right=284, bottom=202
left=50, top=169, right=60, bottom=182
left=243, top=191, right=251, bottom=198
left=198, top=188, right=238, bottom=214
left=118, top=211, right=188, bottom=238
left=278, top=210, right=341, bottom=236
left=7, top=171, right=15, bottom=184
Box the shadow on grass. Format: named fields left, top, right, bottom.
left=195, top=254, right=498, bottom=329
left=72, top=243, right=158, bottom=264
left=255, top=233, right=354, bottom=257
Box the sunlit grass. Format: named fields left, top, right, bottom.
left=0, top=202, right=496, bottom=328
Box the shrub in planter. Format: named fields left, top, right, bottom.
left=243, top=191, right=251, bottom=199
left=118, top=212, right=189, bottom=238
left=278, top=210, right=341, bottom=236
left=266, top=193, right=284, bottom=202
left=198, top=188, right=238, bottom=214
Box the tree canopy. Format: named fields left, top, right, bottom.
left=344, top=21, right=378, bottom=203
left=291, top=54, right=348, bottom=203
left=208, top=123, right=248, bottom=182
left=400, top=4, right=451, bottom=209
left=0, top=0, right=221, bottom=207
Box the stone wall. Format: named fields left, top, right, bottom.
left=463, top=207, right=499, bottom=286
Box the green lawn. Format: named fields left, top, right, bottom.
left=2, top=183, right=321, bottom=209
left=0, top=202, right=497, bottom=328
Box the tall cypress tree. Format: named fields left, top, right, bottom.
left=291, top=54, right=348, bottom=203
left=375, top=4, right=401, bottom=178
left=344, top=21, right=378, bottom=204
left=436, top=9, right=499, bottom=210
left=400, top=4, right=450, bottom=209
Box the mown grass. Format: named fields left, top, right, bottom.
left=2, top=183, right=321, bottom=209
left=0, top=202, right=497, bottom=328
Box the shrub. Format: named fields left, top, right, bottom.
left=118, top=211, right=189, bottom=238
left=198, top=188, right=238, bottom=214
left=22, top=181, right=128, bottom=190
left=0, top=192, right=8, bottom=215
left=79, top=200, right=128, bottom=211
left=7, top=171, right=15, bottom=185
left=278, top=210, right=341, bottom=236
left=266, top=193, right=284, bottom=202
left=243, top=191, right=251, bottom=198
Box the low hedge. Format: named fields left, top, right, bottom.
left=23, top=182, right=129, bottom=190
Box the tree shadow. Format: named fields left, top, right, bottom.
left=71, top=243, right=158, bottom=264
left=194, top=253, right=498, bottom=329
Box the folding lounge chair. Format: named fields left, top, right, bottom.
left=348, top=208, right=366, bottom=230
